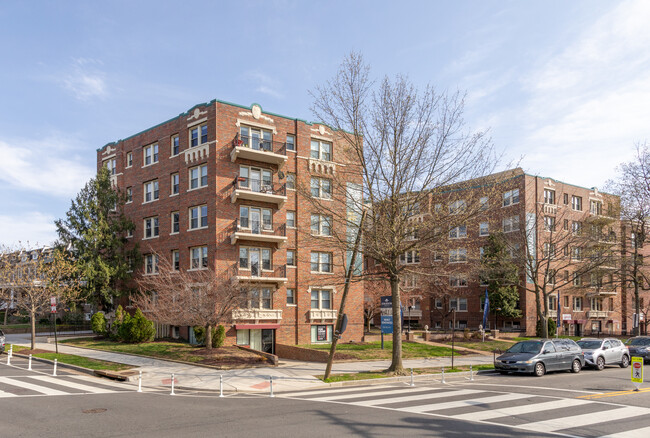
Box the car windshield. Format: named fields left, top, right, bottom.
left=577, top=341, right=602, bottom=349
left=506, top=341, right=543, bottom=354
left=629, top=338, right=650, bottom=346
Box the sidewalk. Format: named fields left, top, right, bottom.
left=6, top=333, right=494, bottom=393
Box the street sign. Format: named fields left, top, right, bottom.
left=381, top=315, right=393, bottom=334
left=50, top=305, right=57, bottom=313
left=562, top=314, right=572, bottom=321
left=380, top=295, right=393, bottom=334
left=50, top=297, right=56, bottom=306
left=632, top=356, right=644, bottom=391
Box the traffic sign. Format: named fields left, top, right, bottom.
left=50, top=305, right=57, bottom=313
left=631, top=356, right=644, bottom=391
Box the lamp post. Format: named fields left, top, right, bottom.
left=451, top=308, right=456, bottom=369
left=495, top=307, right=502, bottom=337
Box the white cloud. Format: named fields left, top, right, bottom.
left=0, top=212, right=57, bottom=248
left=60, top=58, right=108, bottom=101
left=245, top=71, right=284, bottom=99
left=0, top=136, right=94, bottom=198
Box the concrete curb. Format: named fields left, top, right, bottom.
left=12, top=352, right=97, bottom=377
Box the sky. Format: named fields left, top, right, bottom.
left=1, top=0, right=648, bottom=247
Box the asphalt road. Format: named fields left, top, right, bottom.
left=1, top=355, right=649, bottom=437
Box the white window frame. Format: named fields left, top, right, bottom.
left=311, top=251, right=333, bottom=273
left=449, top=248, right=467, bottom=263
left=104, top=158, right=117, bottom=175
left=572, top=195, right=582, bottom=211
left=310, top=288, right=333, bottom=309
left=126, top=187, right=133, bottom=204
left=171, top=250, right=180, bottom=271
left=143, top=143, right=159, bottom=167
left=287, top=249, right=296, bottom=267
left=449, top=298, right=468, bottom=312
left=311, top=177, right=332, bottom=199
left=503, top=215, right=520, bottom=233
left=503, top=189, right=520, bottom=207
left=449, top=275, right=468, bottom=288
left=286, top=211, right=296, bottom=228
left=143, top=180, right=159, bottom=203
left=449, top=225, right=467, bottom=239
left=143, top=217, right=159, bottom=239
left=479, top=222, right=489, bottom=236
left=144, top=254, right=159, bottom=275
left=449, top=200, right=466, bottom=215
left=286, top=134, right=296, bottom=152
left=310, top=139, right=332, bottom=161
left=400, top=250, right=420, bottom=264
left=190, top=246, right=208, bottom=270
left=170, top=173, right=179, bottom=196
left=126, top=152, right=132, bottom=168
left=286, top=173, right=296, bottom=190
left=171, top=211, right=180, bottom=235
left=189, top=164, right=208, bottom=190
left=311, top=214, right=332, bottom=236
left=190, top=124, right=208, bottom=148
left=573, top=296, right=583, bottom=311
left=189, top=205, right=208, bottom=230
left=479, top=196, right=488, bottom=211
left=171, top=134, right=180, bottom=157
left=286, top=288, right=296, bottom=305
left=544, top=189, right=555, bottom=205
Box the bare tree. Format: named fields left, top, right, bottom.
left=309, top=52, right=498, bottom=373
left=607, top=142, right=650, bottom=335
left=134, top=254, right=247, bottom=350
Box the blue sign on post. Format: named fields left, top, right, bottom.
left=380, top=295, right=393, bottom=334
left=381, top=315, right=393, bottom=334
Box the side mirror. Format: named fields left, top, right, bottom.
left=543, top=349, right=551, bottom=354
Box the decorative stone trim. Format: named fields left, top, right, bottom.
left=309, top=158, right=336, bottom=175
left=184, top=143, right=210, bottom=164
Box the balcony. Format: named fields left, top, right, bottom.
left=231, top=177, right=286, bottom=208
left=309, top=309, right=338, bottom=321
left=232, top=308, right=283, bottom=322
left=230, top=135, right=287, bottom=168
left=404, top=309, right=423, bottom=318
left=543, top=204, right=557, bottom=215
left=235, top=265, right=287, bottom=287
left=586, top=310, right=608, bottom=319
left=587, top=288, right=617, bottom=297
left=231, top=218, right=287, bottom=248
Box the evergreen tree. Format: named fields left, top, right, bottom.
left=480, top=232, right=522, bottom=321
left=55, top=167, right=140, bottom=309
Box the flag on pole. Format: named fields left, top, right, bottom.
left=557, top=290, right=561, bottom=322
left=482, top=288, right=490, bottom=329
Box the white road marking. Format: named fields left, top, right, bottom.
left=0, top=376, right=69, bottom=396
left=351, top=389, right=483, bottom=407
left=451, top=397, right=592, bottom=421
left=600, top=425, right=650, bottom=437
left=520, top=406, right=650, bottom=433
left=0, top=389, right=18, bottom=398
left=396, top=393, right=532, bottom=414
left=306, top=386, right=445, bottom=402
left=29, top=375, right=114, bottom=394
left=279, top=385, right=393, bottom=398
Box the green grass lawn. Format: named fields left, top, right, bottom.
left=320, top=364, right=495, bottom=383
left=443, top=340, right=517, bottom=353
left=61, top=338, right=206, bottom=363
left=10, top=344, right=131, bottom=371
left=303, top=341, right=455, bottom=360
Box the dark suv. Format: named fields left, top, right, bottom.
left=0, top=329, right=5, bottom=353
left=626, top=336, right=650, bottom=363
left=495, top=338, right=585, bottom=377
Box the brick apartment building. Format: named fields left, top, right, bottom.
left=384, top=168, right=631, bottom=337
left=96, top=100, right=365, bottom=353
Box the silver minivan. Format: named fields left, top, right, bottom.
left=577, top=338, right=630, bottom=370
left=495, top=339, right=585, bottom=377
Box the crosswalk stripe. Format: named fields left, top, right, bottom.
left=600, top=425, right=650, bottom=437
left=520, top=406, right=650, bottom=433
left=450, top=397, right=592, bottom=421
left=67, top=375, right=130, bottom=390
left=350, top=389, right=483, bottom=407
left=396, top=392, right=532, bottom=414
left=0, top=376, right=69, bottom=396
left=280, top=385, right=393, bottom=398
left=306, top=387, right=451, bottom=402
left=28, top=376, right=114, bottom=394
left=0, top=389, right=18, bottom=398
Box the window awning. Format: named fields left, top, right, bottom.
left=235, top=324, right=281, bottom=330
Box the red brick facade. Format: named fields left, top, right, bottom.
left=97, top=100, right=364, bottom=352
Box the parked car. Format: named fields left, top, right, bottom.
left=495, top=339, right=585, bottom=377
left=0, top=329, right=5, bottom=353
left=626, top=336, right=650, bottom=364
left=577, top=338, right=630, bottom=370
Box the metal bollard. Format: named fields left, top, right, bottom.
left=441, top=367, right=445, bottom=384
left=28, top=354, right=32, bottom=371
left=53, top=359, right=58, bottom=376
left=219, top=375, right=224, bottom=398
left=137, top=370, right=142, bottom=393
left=170, top=373, right=175, bottom=395
left=269, top=376, right=274, bottom=398
left=470, top=365, right=474, bottom=381
left=6, top=351, right=10, bottom=366
left=410, top=368, right=415, bottom=387
left=9, top=345, right=12, bottom=356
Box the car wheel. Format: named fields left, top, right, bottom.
left=534, top=362, right=545, bottom=377
left=620, top=355, right=630, bottom=368
left=596, top=356, right=605, bottom=371
left=571, top=359, right=582, bottom=373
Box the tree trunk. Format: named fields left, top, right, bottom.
left=30, top=308, right=36, bottom=350
left=205, top=323, right=213, bottom=350
left=3, top=306, right=8, bottom=325
left=387, top=275, right=403, bottom=374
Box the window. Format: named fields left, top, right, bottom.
left=286, top=173, right=296, bottom=190
left=171, top=212, right=180, bottom=234
left=544, top=189, right=555, bottom=204
left=590, top=297, right=603, bottom=311
left=311, top=324, right=333, bottom=343
left=287, top=250, right=296, bottom=267
left=239, top=206, right=271, bottom=231
left=563, top=295, right=569, bottom=308
left=311, top=289, right=332, bottom=309
left=126, top=187, right=132, bottom=203
left=286, top=134, right=296, bottom=152
left=546, top=269, right=556, bottom=284
left=189, top=164, right=208, bottom=190
left=126, top=152, right=132, bottom=168
left=543, top=243, right=556, bottom=258
left=311, top=177, right=332, bottom=199
left=544, top=216, right=556, bottom=232
left=503, top=216, right=520, bottom=233
left=400, top=250, right=420, bottom=264
left=563, top=193, right=569, bottom=205
left=310, top=139, right=332, bottom=161
left=479, top=222, right=489, bottom=236
left=449, top=275, right=468, bottom=287
left=449, top=200, right=466, bottom=214
left=171, top=250, right=180, bottom=271
left=433, top=252, right=443, bottom=262
left=548, top=295, right=557, bottom=311
left=449, top=298, right=468, bottom=311
left=573, top=273, right=582, bottom=286
left=126, top=227, right=133, bottom=238
left=572, top=221, right=582, bottom=235
left=479, top=196, right=489, bottom=211
left=311, top=214, right=332, bottom=236
left=144, top=217, right=159, bottom=239
left=590, top=200, right=602, bottom=216
left=190, top=246, right=208, bottom=269
left=503, top=189, right=520, bottom=206
left=238, top=166, right=272, bottom=192
left=246, top=288, right=272, bottom=309
left=190, top=124, right=208, bottom=147
left=240, top=126, right=272, bottom=151
left=143, top=143, right=158, bottom=166
left=144, top=180, right=159, bottom=203
left=311, top=252, right=332, bottom=273
left=239, top=247, right=272, bottom=272
left=104, top=158, right=117, bottom=175
left=563, top=219, right=569, bottom=231
left=189, top=205, right=208, bottom=230
left=434, top=299, right=443, bottom=309
left=572, top=247, right=582, bottom=261
left=165, top=174, right=178, bottom=198
left=434, top=203, right=442, bottom=213
left=144, top=254, right=159, bottom=275
left=402, top=274, right=419, bottom=288
left=286, top=211, right=296, bottom=228
left=449, top=248, right=467, bottom=263
left=449, top=225, right=467, bottom=238
left=286, top=288, right=295, bottom=305
left=480, top=274, right=489, bottom=287
left=572, top=195, right=582, bottom=211
left=171, top=134, right=180, bottom=156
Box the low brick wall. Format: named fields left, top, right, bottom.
left=235, top=345, right=278, bottom=366
left=275, top=344, right=355, bottom=362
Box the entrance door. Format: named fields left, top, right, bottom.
left=250, top=168, right=261, bottom=191
left=575, top=324, right=582, bottom=337
left=262, top=329, right=274, bottom=354
left=250, top=249, right=260, bottom=277
left=250, top=209, right=261, bottom=234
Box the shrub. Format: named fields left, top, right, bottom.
left=39, top=317, right=50, bottom=325
left=193, top=324, right=226, bottom=348
left=91, top=312, right=107, bottom=335
left=63, top=312, right=84, bottom=325
left=117, top=309, right=154, bottom=343
left=536, top=318, right=557, bottom=337
left=463, top=328, right=471, bottom=340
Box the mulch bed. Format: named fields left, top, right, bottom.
left=191, top=346, right=271, bottom=366
left=13, top=349, right=51, bottom=355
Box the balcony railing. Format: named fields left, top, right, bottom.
left=404, top=309, right=423, bottom=318
left=232, top=308, right=283, bottom=321
left=309, top=309, right=338, bottom=321
left=231, top=218, right=287, bottom=247
left=230, top=135, right=287, bottom=167
left=586, top=310, right=608, bottom=319
left=235, top=264, right=287, bottom=286
left=231, top=177, right=287, bottom=207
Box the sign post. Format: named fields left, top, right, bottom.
left=632, top=356, right=644, bottom=391
left=380, top=296, right=393, bottom=350
left=50, top=297, right=59, bottom=354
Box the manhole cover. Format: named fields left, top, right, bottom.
left=82, top=408, right=107, bottom=414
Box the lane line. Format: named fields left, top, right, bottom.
left=28, top=376, right=114, bottom=394
left=0, top=376, right=69, bottom=396
left=577, top=388, right=650, bottom=399
left=450, top=397, right=592, bottom=421
left=520, top=406, right=650, bottom=433
left=395, top=393, right=531, bottom=414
